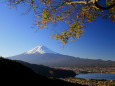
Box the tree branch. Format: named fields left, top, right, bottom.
left=65, top=1, right=87, bottom=4
left=51, top=2, right=65, bottom=13
left=95, top=2, right=115, bottom=10
left=65, top=0, right=115, bottom=10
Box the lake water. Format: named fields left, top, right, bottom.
left=75, top=73, right=115, bottom=80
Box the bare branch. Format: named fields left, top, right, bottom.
left=65, top=1, right=87, bottom=4
left=51, top=2, right=65, bottom=13
left=95, top=2, right=115, bottom=10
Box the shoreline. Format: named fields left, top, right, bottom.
left=62, top=77, right=115, bottom=86
left=77, top=72, right=115, bottom=74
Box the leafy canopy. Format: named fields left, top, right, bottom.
left=6, top=0, right=115, bottom=44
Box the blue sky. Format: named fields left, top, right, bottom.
left=0, top=1, right=115, bottom=61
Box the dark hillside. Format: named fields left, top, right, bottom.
left=17, top=60, right=76, bottom=78
left=0, top=57, right=85, bottom=86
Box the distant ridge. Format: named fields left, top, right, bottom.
left=7, top=45, right=115, bottom=68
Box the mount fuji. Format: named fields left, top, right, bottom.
left=7, top=45, right=115, bottom=68
left=25, top=45, right=57, bottom=54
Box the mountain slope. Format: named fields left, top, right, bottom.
left=17, top=60, right=76, bottom=78
left=8, top=53, right=115, bottom=68
left=7, top=45, right=115, bottom=68
left=0, top=57, right=84, bottom=86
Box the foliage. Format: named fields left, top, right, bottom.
left=6, top=0, right=115, bottom=44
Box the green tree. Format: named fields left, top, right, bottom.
left=6, top=0, right=115, bottom=44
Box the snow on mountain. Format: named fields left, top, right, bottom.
left=25, top=45, right=57, bottom=54
left=7, top=45, right=115, bottom=68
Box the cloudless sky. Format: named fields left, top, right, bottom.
left=0, top=1, right=115, bottom=61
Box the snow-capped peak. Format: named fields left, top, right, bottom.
left=25, top=45, right=57, bottom=54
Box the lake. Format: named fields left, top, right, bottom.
left=75, top=73, right=115, bottom=80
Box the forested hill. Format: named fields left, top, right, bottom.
left=17, top=60, right=76, bottom=78
left=0, top=57, right=85, bottom=86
